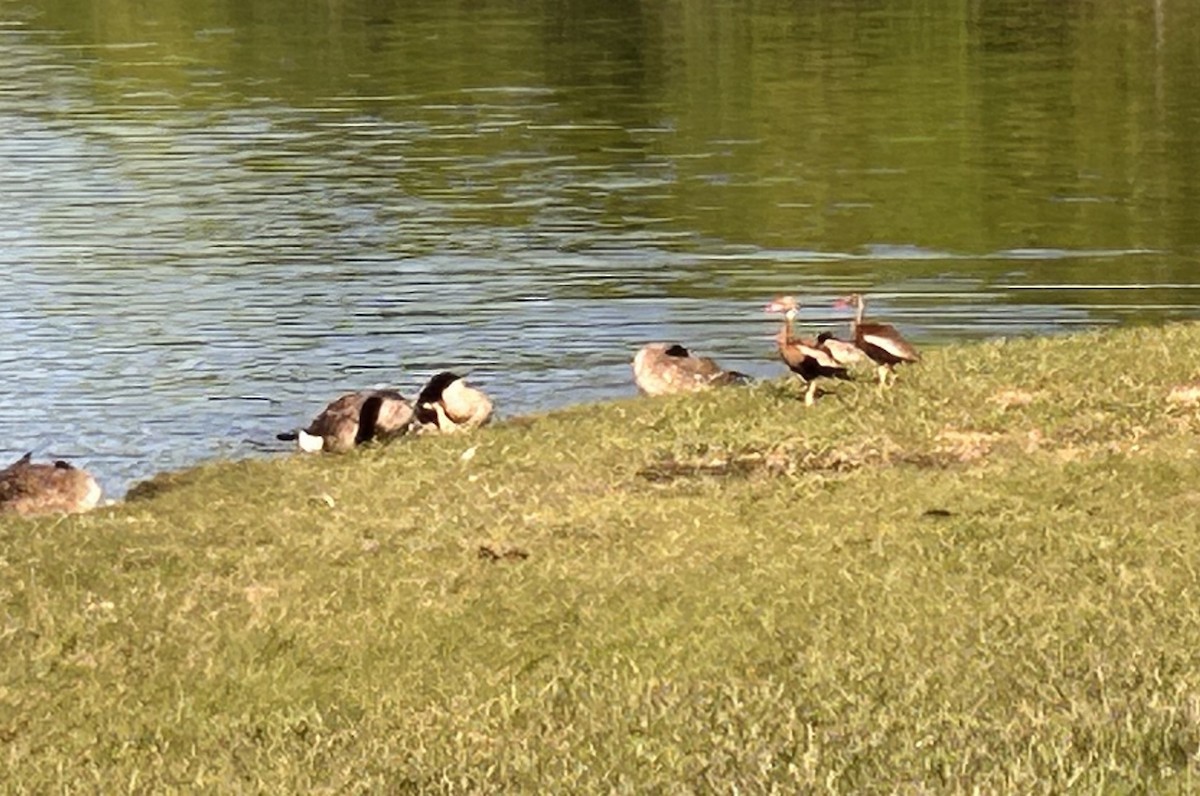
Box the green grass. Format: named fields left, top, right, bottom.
left=5, top=323, right=1200, bottom=793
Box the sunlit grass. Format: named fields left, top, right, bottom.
left=4, top=324, right=1200, bottom=792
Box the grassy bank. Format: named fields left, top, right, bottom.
left=5, top=323, right=1200, bottom=793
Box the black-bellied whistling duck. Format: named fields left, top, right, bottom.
left=414, top=372, right=493, bottom=433
left=632, top=343, right=749, bottom=397
left=278, top=389, right=415, bottom=453
left=834, top=293, right=920, bottom=388
left=0, top=452, right=102, bottom=515
left=765, top=296, right=851, bottom=406
left=815, top=332, right=868, bottom=368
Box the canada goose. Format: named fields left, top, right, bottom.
left=413, top=372, right=493, bottom=433
left=278, top=389, right=414, bottom=453
left=632, top=343, right=749, bottom=396
left=0, top=452, right=102, bottom=516
left=765, top=296, right=851, bottom=406
left=834, top=293, right=920, bottom=388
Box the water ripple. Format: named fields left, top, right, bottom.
left=2, top=1, right=1199, bottom=497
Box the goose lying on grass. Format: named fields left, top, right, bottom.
left=0, top=452, right=102, bottom=515
left=632, top=343, right=749, bottom=396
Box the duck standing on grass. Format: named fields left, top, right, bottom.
left=0, top=452, right=102, bottom=515
left=765, top=295, right=851, bottom=406
left=278, top=389, right=415, bottom=453
left=632, top=342, right=749, bottom=396
left=815, top=332, right=868, bottom=368
left=834, top=293, right=920, bottom=389
left=414, top=372, right=493, bottom=433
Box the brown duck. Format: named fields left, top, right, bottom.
left=834, top=293, right=920, bottom=388
left=0, top=452, right=103, bottom=516
left=413, top=372, right=493, bottom=433
left=765, top=296, right=851, bottom=406
left=632, top=343, right=749, bottom=397
left=278, top=389, right=415, bottom=453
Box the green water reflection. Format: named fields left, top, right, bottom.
left=29, top=0, right=1200, bottom=270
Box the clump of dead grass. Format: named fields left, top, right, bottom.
left=1167, top=381, right=1200, bottom=407
left=990, top=387, right=1039, bottom=410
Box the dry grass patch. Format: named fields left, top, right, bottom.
left=990, top=387, right=1040, bottom=410
left=1167, top=381, right=1200, bottom=407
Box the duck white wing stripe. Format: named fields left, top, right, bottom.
left=862, top=332, right=914, bottom=360
left=797, top=344, right=842, bottom=369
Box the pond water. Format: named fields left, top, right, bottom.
left=2, top=0, right=1199, bottom=496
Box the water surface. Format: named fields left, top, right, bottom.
left=2, top=0, right=1199, bottom=495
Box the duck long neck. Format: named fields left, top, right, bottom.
left=851, top=298, right=864, bottom=334
left=778, top=310, right=796, bottom=346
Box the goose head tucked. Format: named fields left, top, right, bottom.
left=1, top=452, right=103, bottom=516
left=632, top=343, right=748, bottom=396
left=415, top=372, right=493, bottom=433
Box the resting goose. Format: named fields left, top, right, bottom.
left=278, top=389, right=415, bottom=453
left=414, top=372, right=493, bottom=433
left=834, top=293, right=920, bottom=388
left=765, top=296, right=851, bottom=406
left=632, top=342, right=749, bottom=397
left=0, top=452, right=102, bottom=516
